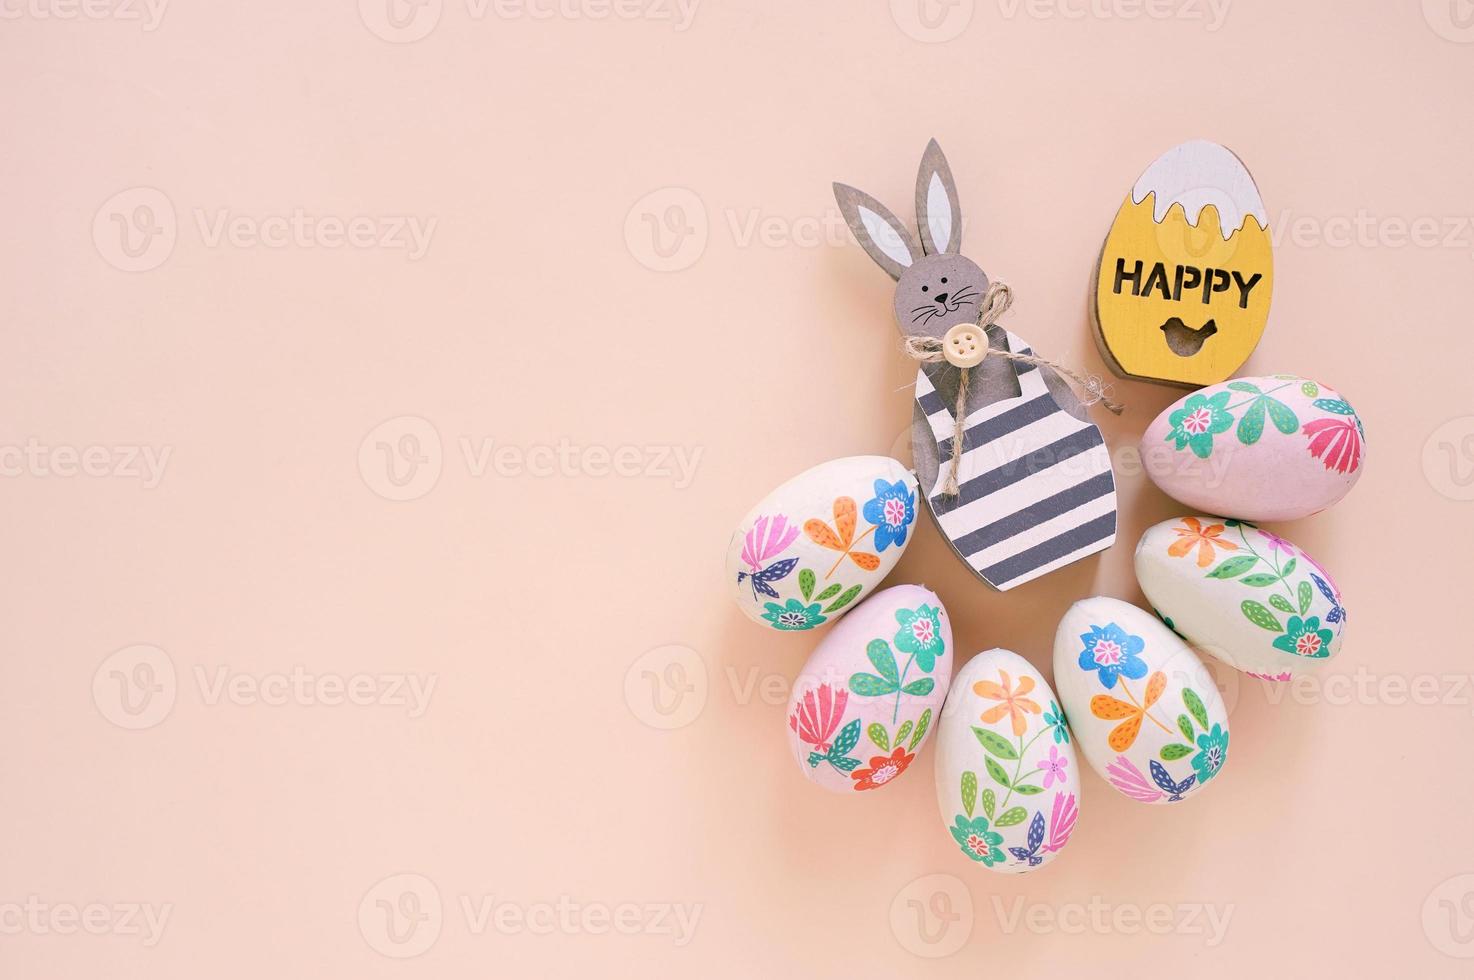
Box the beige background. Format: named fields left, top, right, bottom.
left=3, top=0, right=1473, bottom=976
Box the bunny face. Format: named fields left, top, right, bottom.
left=835, top=139, right=987, bottom=341
left=895, top=252, right=988, bottom=339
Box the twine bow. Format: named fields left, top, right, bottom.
left=903, top=281, right=1124, bottom=497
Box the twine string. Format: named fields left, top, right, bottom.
left=903, top=281, right=1124, bottom=497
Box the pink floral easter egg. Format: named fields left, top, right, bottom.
left=786, top=585, right=950, bottom=794
left=1140, top=375, right=1366, bottom=522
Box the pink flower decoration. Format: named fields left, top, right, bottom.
left=1045, top=792, right=1078, bottom=853
left=1105, top=755, right=1163, bottom=803
left=788, top=684, right=849, bottom=753
left=1040, top=744, right=1069, bottom=788
left=1303, top=417, right=1363, bottom=474
left=741, top=514, right=799, bottom=571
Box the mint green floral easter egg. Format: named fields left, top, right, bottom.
left=934, top=649, right=1080, bottom=873
left=1139, top=375, right=1366, bottom=522
left=726, top=456, right=918, bottom=632
left=1135, top=517, right=1346, bottom=681
left=1053, top=597, right=1230, bottom=806
left=786, top=585, right=950, bottom=794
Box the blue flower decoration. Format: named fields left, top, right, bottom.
left=862, top=479, right=915, bottom=552
left=1076, top=623, right=1147, bottom=690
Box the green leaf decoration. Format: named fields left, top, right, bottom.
left=798, top=568, right=815, bottom=602
left=1183, top=688, right=1209, bottom=730
left=1265, top=398, right=1299, bottom=434
left=1269, top=594, right=1296, bottom=615
left=814, top=582, right=841, bottom=603
left=901, top=678, right=935, bottom=696
left=996, top=806, right=1028, bottom=827
left=1178, top=714, right=1195, bottom=741
left=848, top=672, right=898, bottom=697
left=1281, top=558, right=1297, bottom=579
left=807, top=751, right=825, bottom=768
left=866, top=639, right=900, bottom=685
left=1240, top=573, right=1280, bottom=587
left=895, top=720, right=914, bottom=747
left=823, top=585, right=862, bottom=613
left=1207, top=555, right=1258, bottom=579
left=1312, top=398, right=1354, bottom=416
left=1298, top=579, right=1313, bottom=615
left=1242, top=599, right=1283, bottom=632
left=1301, top=381, right=1319, bottom=397
left=985, top=757, right=1011, bottom=789
left=909, top=709, right=932, bottom=750
left=830, top=718, right=861, bottom=758
left=1013, top=784, right=1044, bottom=795
left=829, top=756, right=861, bottom=772
left=1161, top=743, right=1194, bottom=761
left=973, top=728, right=1020, bottom=760
left=1227, top=381, right=1261, bottom=393
left=1236, top=398, right=1267, bottom=446
left=961, top=771, right=977, bottom=818
left=867, top=723, right=889, bottom=751
left=981, top=788, right=996, bottom=819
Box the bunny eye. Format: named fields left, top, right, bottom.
left=941, top=277, right=948, bottom=284
left=921, top=286, right=929, bottom=293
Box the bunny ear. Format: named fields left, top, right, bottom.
left=833, top=182, right=918, bottom=281
left=915, top=138, right=962, bottom=255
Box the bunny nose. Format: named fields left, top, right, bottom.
left=934, top=292, right=949, bottom=305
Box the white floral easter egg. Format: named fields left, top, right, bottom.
left=727, top=456, right=918, bottom=631
left=1140, top=375, right=1366, bottom=521
left=935, top=649, right=1080, bottom=873
left=786, top=585, right=950, bottom=794
left=1135, top=517, right=1347, bottom=682
left=1053, top=597, right=1229, bottom=805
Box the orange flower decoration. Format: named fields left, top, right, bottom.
left=973, top=670, right=1042, bottom=737
left=1167, top=517, right=1237, bottom=569
left=851, top=747, right=915, bottom=791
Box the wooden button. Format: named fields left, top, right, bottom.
left=942, top=324, right=986, bottom=368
